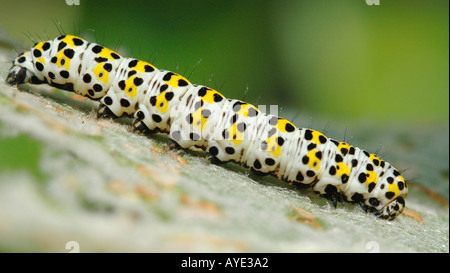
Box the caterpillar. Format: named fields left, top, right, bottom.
left=6, top=34, right=408, bottom=220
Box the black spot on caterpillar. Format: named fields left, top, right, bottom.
left=6, top=34, right=408, bottom=220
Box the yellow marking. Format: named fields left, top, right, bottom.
left=191, top=109, right=201, bottom=129
left=245, top=105, right=258, bottom=117
left=338, top=142, right=350, bottom=154
left=132, top=60, right=156, bottom=73
left=166, top=73, right=190, bottom=88
left=156, top=91, right=170, bottom=114
left=34, top=42, right=45, bottom=51
left=202, top=89, right=224, bottom=104
left=99, top=47, right=120, bottom=61
left=365, top=170, right=378, bottom=186
left=62, top=35, right=82, bottom=48
left=277, top=118, right=296, bottom=133
left=190, top=108, right=208, bottom=131
left=124, top=76, right=138, bottom=98
left=222, top=123, right=244, bottom=145
left=234, top=102, right=259, bottom=118
left=36, top=57, right=46, bottom=65
left=93, top=63, right=109, bottom=84
left=266, top=135, right=281, bottom=157
left=305, top=149, right=320, bottom=170
left=230, top=123, right=244, bottom=145
left=55, top=50, right=70, bottom=69
left=336, top=162, right=350, bottom=178
left=369, top=154, right=382, bottom=166
left=310, top=130, right=326, bottom=145
left=388, top=182, right=401, bottom=197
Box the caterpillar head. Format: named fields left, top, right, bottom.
left=368, top=167, right=408, bottom=220
left=379, top=196, right=406, bottom=220
left=6, top=51, right=38, bottom=85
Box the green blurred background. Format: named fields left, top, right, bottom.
left=1, top=0, right=448, bottom=124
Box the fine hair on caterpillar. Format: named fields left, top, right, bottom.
left=5, top=34, right=408, bottom=220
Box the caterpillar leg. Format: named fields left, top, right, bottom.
left=97, top=91, right=123, bottom=118
left=132, top=118, right=152, bottom=134
left=326, top=185, right=343, bottom=207
left=250, top=168, right=268, bottom=177
left=313, top=180, right=343, bottom=208
left=206, top=155, right=226, bottom=165
left=167, top=139, right=183, bottom=150
left=132, top=104, right=153, bottom=134
left=6, top=66, right=29, bottom=85
left=132, top=104, right=160, bottom=134
left=97, top=103, right=119, bottom=119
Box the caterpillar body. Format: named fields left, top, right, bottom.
left=6, top=35, right=408, bottom=220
